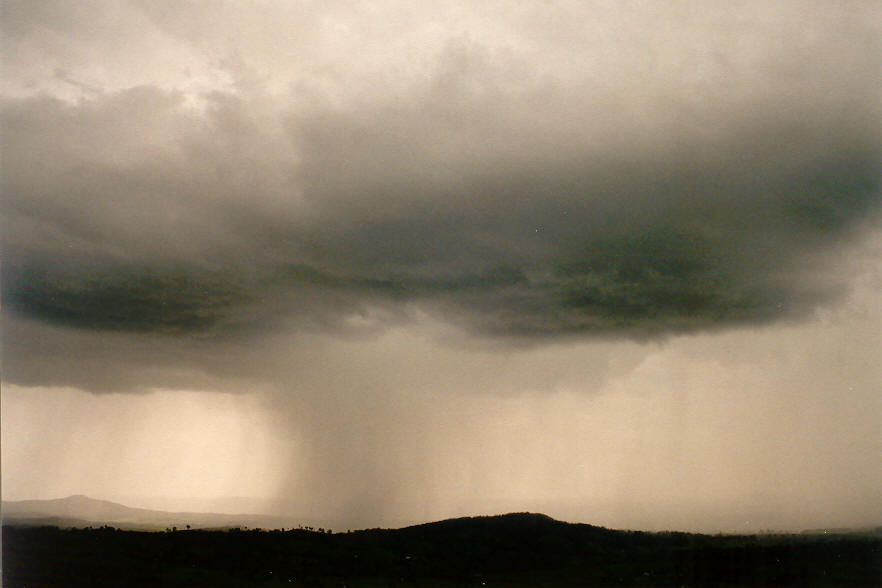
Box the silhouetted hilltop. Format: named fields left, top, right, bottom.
left=403, top=512, right=569, bottom=534
left=4, top=507, right=881, bottom=586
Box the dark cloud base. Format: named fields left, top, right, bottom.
left=2, top=10, right=880, bottom=349
left=4, top=142, right=878, bottom=342
left=4, top=263, right=250, bottom=335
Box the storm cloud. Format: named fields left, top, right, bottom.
left=3, top=1, right=880, bottom=361
left=2, top=0, right=881, bottom=533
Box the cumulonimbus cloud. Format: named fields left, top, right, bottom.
left=2, top=0, right=880, bottom=348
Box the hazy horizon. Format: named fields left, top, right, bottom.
left=6, top=491, right=880, bottom=535
left=2, top=0, right=880, bottom=536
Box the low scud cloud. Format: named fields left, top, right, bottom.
left=1, top=0, right=880, bottom=531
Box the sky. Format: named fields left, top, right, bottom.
left=2, top=0, right=880, bottom=533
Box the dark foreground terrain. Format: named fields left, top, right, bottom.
left=4, top=513, right=880, bottom=587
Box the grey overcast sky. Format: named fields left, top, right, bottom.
left=2, top=0, right=880, bottom=532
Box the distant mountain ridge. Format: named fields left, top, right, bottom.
left=5, top=495, right=155, bottom=520
left=4, top=495, right=880, bottom=536
left=2, top=495, right=301, bottom=531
